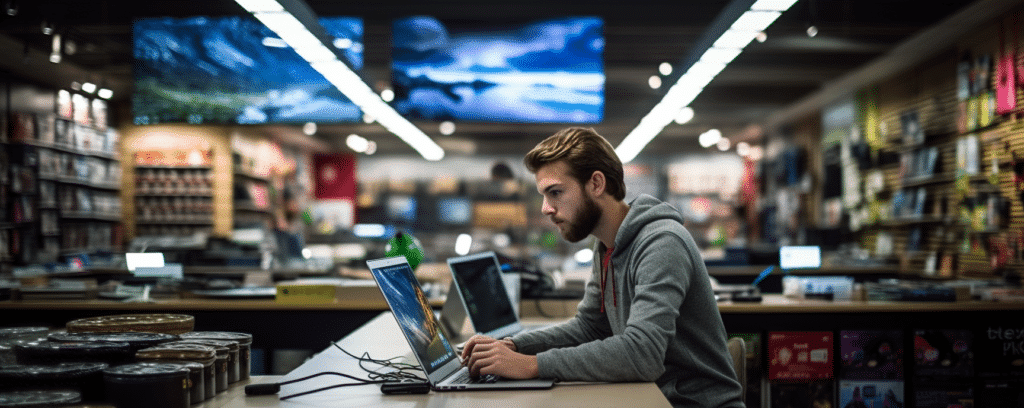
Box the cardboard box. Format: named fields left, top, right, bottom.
left=276, top=279, right=383, bottom=305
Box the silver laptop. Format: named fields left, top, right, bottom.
left=446, top=252, right=552, bottom=340
left=367, top=256, right=555, bottom=391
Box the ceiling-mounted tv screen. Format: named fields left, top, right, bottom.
left=133, top=16, right=363, bottom=125
left=391, top=16, right=604, bottom=123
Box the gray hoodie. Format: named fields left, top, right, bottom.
left=511, top=194, right=744, bottom=408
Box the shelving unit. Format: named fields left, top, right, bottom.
left=844, top=37, right=1024, bottom=281
left=132, top=162, right=215, bottom=237
left=231, top=155, right=275, bottom=229
left=3, top=103, right=122, bottom=264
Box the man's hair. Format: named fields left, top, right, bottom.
left=524, top=127, right=626, bottom=200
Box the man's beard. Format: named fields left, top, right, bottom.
left=561, top=195, right=602, bottom=243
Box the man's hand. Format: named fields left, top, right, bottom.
left=460, top=334, right=538, bottom=379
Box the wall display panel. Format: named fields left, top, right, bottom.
left=132, top=16, right=363, bottom=125
left=391, top=16, right=604, bottom=123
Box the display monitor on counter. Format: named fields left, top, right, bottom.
left=125, top=252, right=165, bottom=272
left=132, top=16, right=363, bottom=125
left=779, top=246, right=822, bottom=270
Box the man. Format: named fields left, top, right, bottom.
left=461, top=127, right=744, bottom=407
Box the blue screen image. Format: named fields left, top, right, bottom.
left=392, top=16, right=604, bottom=123
left=133, top=16, right=363, bottom=125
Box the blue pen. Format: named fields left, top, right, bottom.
left=751, top=266, right=774, bottom=287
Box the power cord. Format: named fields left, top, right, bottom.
left=245, top=342, right=427, bottom=400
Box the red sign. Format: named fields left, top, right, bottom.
left=769, top=331, right=834, bottom=381
left=313, top=153, right=357, bottom=200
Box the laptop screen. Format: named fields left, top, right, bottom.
left=449, top=253, right=518, bottom=334
left=368, top=258, right=459, bottom=375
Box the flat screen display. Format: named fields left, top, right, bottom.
left=779, top=246, right=822, bottom=270
left=133, top=16, right=363, bottom=125
left=391, top=16, right=604, bottom=123
left=436, top=197, right=472, bottom=225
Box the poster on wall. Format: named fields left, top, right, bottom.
left=313, top=153, right=357, bottom=200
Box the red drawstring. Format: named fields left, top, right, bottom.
left=600, top=247, right=617, bottom=313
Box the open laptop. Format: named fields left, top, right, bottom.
left=444, top=252, right=552, bottom=340
left=366, top=256, right=555, bottom=391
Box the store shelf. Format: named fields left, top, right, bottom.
left=233, top=204, right=273, bottom=214
left=136, top=218, right=214, bottom=225
left=61, top=212, right=122, bottom=222
left=135, top=191, right=213, bottom=197
left=134, top=164, right=212, bottom=170
left=234, top=171, right=270, bottom=183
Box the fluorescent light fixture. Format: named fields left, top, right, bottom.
left=700, top=47, right=742, bottom=65
left=97, top=88, right=113, bottom=99
left=236, top=0, right=284, bottom=12
left=751, top=0, right=799, bottom=11
left=82, top=82, right=96, bottom=93
left=615, top=0, right=797, bottom=163
left=713, top=29, right=760, bottom=49
left=261, top=37, right=288, bottom=48
left=730, top=10, right=781, bottom=32
left=238, top=0, right=444, bottom=161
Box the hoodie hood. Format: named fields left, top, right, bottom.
left=607, top=194, right=686, bottom=254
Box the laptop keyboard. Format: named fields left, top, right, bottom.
left=448, top=370, right=500, bottom=385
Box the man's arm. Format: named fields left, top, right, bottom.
left=509, top=261, right=613, bottom=354
left=529, top=232, right=693, bottom=382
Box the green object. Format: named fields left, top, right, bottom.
left=386, top=232, right=424, bottom=270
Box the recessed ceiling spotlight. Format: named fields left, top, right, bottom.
left=380, top=89, right=394, bottom=102
left=439, top=121, right=456, bottom=136
left=674, top=107, right=694, bottom=124
left=806, top=25, right=819, bottom=37
left=698, top=129, right=722, bottom=148
left=755, top=32, right=768, bottom=43
left=659, top=62, right=673, bottom=76
left=302, top=122, right=317, bottom=136
left=648, top=75, right=662, bottom=89
left=82, top=82, right=96, bottom=93
left=97, top=88, right=113, bottom=99
left=716, top=137, right=731, bottom=151
left=737, top=142, right=751, bottom=156
left=346, top=134, right=369, bottom=152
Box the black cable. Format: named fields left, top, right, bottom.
left=247, top=342, right=427, bottom=400
left=278, top=371, right=390, bottom=400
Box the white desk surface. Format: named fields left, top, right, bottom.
left=214, top=312, right=670, bottom=407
